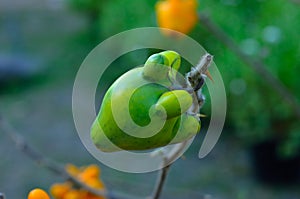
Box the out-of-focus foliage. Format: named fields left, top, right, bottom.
left=99, top=0, right=155, bottom=37
left=195, top=0, right=300, bottom=158
left=68, top=0, right=300, bottom=158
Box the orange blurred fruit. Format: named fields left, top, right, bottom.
left=63, top=190, right=81, bottom=199
left=65, top=164, right=80, bottom=176
left=50, top=182, right=72, bottom=199
left=85, top=178, right=105, bottom=189
left=56, top=164, right=106, bottom=199
left=79, top=164, right=100, bottom=181
left=28, top=188, right=50, bottom=199
left=156, top=0, right=198, bottom=36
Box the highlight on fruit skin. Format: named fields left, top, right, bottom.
left=155, top=0, right=198, bottom=36
left=27, top=188, right=50, bottom=199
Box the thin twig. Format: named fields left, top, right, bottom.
left=0, top=116, right=128, bottom=199
left=199, top=13, right=300, bottom=119
left=151, top=139, right=189, bottom=199
left=151, top=159, right=171, bottom=199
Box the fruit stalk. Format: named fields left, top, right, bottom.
left=186, top=53, right=213, bottom=115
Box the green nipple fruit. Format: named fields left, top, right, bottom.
left=91, top=50, right=200, bottom=152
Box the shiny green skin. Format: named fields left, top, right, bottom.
left=91, top=51, right=200, bottom=152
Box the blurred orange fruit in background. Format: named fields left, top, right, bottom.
left=50, top=164, right=106, bottom=199
left=28, top=188, right=50, bottom=199
left=156, top=0, right=198, bottom=36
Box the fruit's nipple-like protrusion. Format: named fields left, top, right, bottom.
left=143, top=50, right=181, bottom=81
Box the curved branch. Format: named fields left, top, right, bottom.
left=151, top=161, right=171, bottom=199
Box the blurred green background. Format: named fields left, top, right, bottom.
left=0, top=0, right=300, bottom=198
